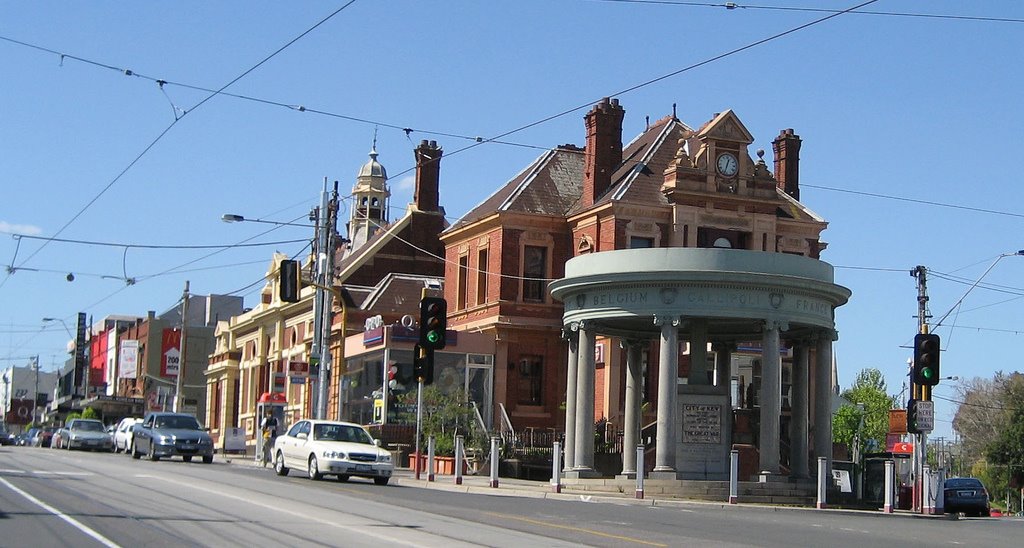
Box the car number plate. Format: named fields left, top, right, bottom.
left=356, top=464, right=371, bottom=472
left=182, top=444, right=196, bottom=450
left=958, top=490, right=974, bottom=496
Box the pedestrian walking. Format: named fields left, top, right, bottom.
left=259, top=409, right=279, bottom=467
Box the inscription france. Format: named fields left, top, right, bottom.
left=682, top=404, right=721, bottom=444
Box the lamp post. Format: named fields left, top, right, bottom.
left=42, top=317, right=74, bottom=339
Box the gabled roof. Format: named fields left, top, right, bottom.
left=447, top=145, right=585, bottom=231
left=590, top=116, right=692, bottom=210
left=357, top=273, right=444, bottom=314
left=335, top=212, right=413, bottom=282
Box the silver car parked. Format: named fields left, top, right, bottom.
left=64, top=419, right=114, bottom=451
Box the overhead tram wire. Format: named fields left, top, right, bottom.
left=802, top=184, right=1024, bottom=219
left=383, top=0, right=879, bottom=182
left=0, top=2, right=359, bottom=289
left=589, top=0, right=1024, bottom=24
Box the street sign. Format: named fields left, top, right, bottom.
left=915, top=400, right=934, bottom=432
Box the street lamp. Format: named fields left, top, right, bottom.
left=221, top=213, right=315, bottom=228
left=42, top=317, right=74, bottom=339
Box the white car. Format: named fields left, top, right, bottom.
left=273, top=419, right=393, bottom=485
left=113, top=417, right=143, bottom=453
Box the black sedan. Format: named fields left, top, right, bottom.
left=944, top=477, right=991, bottom=517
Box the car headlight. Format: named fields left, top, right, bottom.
left=70, top=435, right=80, bottom=441
left=378, top=453, right=391, bottom=463
left=159, top=435, right=174, bottom=444
left=323, top=450, right=346, bottom=459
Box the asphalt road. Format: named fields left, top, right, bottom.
left=1, top=445, right=1021, bottom=547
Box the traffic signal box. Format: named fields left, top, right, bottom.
left=418, top=297, right=448, bottom=350
left=412, top=344, right=434, bottom=385
left=912, top=333, right=941, bottom=387
left=279, top=259, right=300, bottom=303
left=907, top=398, right=921, bottom=434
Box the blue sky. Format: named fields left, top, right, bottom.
left=2, top=1, right=1022, bottom=442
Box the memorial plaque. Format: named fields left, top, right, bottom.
left=682, top=403, right=721, bottom=444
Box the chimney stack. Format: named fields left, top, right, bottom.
left=414, top=140, right=443, bottom=212
left=772, top=129, right=801, bottom=200
left=582, top=97, right=625, bottom=208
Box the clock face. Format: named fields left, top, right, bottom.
left=717, top=153, right=738, bottom=177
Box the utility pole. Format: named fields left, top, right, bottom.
left=312, top=179, right=339, bottom=420
left=33, top=355, right=40, bottom=425
left=173, top=281, right=190, bottom=413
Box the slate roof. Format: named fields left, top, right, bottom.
left=447, top=145, right=585, bottom=231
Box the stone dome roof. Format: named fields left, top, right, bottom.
left=357, top=149, right=387, bottom=181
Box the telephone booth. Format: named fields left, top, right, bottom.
left=255, top=392, right=287, bottom=461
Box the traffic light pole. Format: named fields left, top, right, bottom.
left=911, top=265, right=929, bottom=513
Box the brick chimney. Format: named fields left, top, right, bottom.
left=414, top=140, right=442, bottom=212
left=582, top=97, right=625, bottom=208
left=772, top=128, right=801, bottom=200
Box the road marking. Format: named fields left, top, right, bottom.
left=0, top=477, right=122, bottom=548
left=33, top=471, right=93, bottom=476
left=484, top=511, right=668, bottom=547
left=0, top=469, right=26, bottom=474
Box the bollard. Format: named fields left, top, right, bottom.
left=883, top=459, right=894, bottom=513
left=427, top=435, right=436, bottom=482
left=729, top=449, right=739, bottom=504
left=489, top=436, right=500, bottom=488
left=816, top=457, right=827, bottom=509
left=936, top=467, right=945, bottom=515
left=635, top=445, right=645, bottom=499
left=454, top=435, right=464, bottom=486
left=551, top=441, right=562, bottom=493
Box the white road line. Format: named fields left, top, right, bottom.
left=33, top=471, right=93, bottom=476
left=0, top=469, right=26, bottom=474
left=0, top=477, right=122, bottom=548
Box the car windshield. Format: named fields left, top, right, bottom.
left=154, top=416, right=201, bottom=430
left=313, top=424, right=373, bottom=444
left=72, top=421, right=104, bottom=432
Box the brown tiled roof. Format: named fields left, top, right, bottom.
left=587, top=116, right=690, bottom=211
left=447, top=145, right=585, bottom=231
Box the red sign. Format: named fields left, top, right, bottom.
left=892, top=442, right=914, bottom=454
left=161, top=329, right=181, bottom=377
left=287, top=361, right=309, bottom=377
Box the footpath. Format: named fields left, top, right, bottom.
left=223, top=454, right=955, bottom=520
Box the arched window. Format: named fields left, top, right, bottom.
left=713, top=237, right=733, bottom=248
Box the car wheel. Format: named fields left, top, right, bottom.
left=148, top=442, right=160, bottom=461
left=183, top=455, right=193, bottom=463
left=275, top=452, right=289, bottom=476
left=308, top=455, right=322, bottom=481
left=202, top=455, right=213, bottom=464
left=131, top=441, right=141, bottom=459
left=373, top=477, right=390, bottom=486
left=336, top=474, right=350, bottom=482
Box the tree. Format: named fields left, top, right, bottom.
left=833, top=368, right=897, bottom=454
left=985, top=374, right=1024, bottom=488
left=953, top=374, right=1009, bottom=467
left=81, top=407, right=100, bottom=420
left=395, top=386, right=483, bottom=456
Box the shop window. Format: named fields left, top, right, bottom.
left=517, top=356, right=543, bottom=405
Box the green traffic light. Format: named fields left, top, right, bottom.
left=426, top=331, right=441, bottom=343
left=922, top=368, right=934, bottom=379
